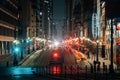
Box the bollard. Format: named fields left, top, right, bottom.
left=94, top=64, right=96, bottom=73
left=91, top=65, right=93, bottom=73
left=64, top=66, right=66, bottom=78
left=70, top=65, right=72, bottom=78
left=85, top=66, right=88, bottom=79
left=6, top=61, right=9, bottom=67
left=103, top=62, right=105, bottom=73
left=105, top=65, right=108, bottom=80
left=77, top=65, right=79, bottom=79
left=97, top=64, right=100, bottom=72
left=105, top=65, right=107, bottom=73
left=93, top=61, right=96, bottom=80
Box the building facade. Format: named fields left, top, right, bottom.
left=0, top=0, right=19, bottom=55
left=64, top=0, right=73, bottom=38
left=32, top=0, right=53, bottom=40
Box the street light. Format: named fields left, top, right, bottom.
left=25, top=39, right=30, bottom=54
left=109, top=19, right=114, bottom=73
left=13, top=45, right=20, bottom=66
left=93, top=27, right=100, bottom=73
left=20, top=40, right=24, bottom=60
left=96, top=27, right=100, bottom=62
left=96, top=40, right=99, bottom=62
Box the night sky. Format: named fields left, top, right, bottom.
left=53, top=0, right=65, bottom=40
left=53, top=0, right=65, bottom=20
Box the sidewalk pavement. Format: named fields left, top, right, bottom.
left=0, top=54, right=13, bottom=67
left=0, top=51, right=35, bottom=67
left=88, top=53, right=117, bottom=69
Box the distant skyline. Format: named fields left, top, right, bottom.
left=53, top=0, right=65, bottom=40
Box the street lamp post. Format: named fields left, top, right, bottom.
left=109, top=19, right=114, bottom=73
left=96, top=40, right=99, bottom=62
left=25, top=38, right=30, bottom=54
left=13, top=45, right=19, bottom=66
left=93, top=27, right=100, bottom=73
left=13, top=40, right=21, bottom=66
left=96, top=27, right=99, bottom=62
left=20, top=45, right=23, bottom=60
left=13, top=52, right=17, bottom=66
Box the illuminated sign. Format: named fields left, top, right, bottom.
left=116, top=23, right=120, bottom=30
left=116, top=26, right=120, bottom=30
left=117, top=40, right=120, bottom=45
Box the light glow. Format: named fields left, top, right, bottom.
left=54, top=41, right=59, bottom=46
left=53, top=52, right=58, bottom=58
left=14, top=46, right=20, bottom=53
left=13, top=40, right=20, bottom=44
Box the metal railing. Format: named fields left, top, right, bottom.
left=32, top=65, right=120, bottom=80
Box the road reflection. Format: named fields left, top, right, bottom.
left=50, top=65, right=61, bottom=75
left=0, top=67, right=34, bottom=75
left=10, top=67, right=33, bottom=75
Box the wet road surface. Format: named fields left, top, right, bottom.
left=0, top=67, right=64, bottom=80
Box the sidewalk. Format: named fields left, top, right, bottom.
left=88, top=53, right=117, bottom=69
left=0, top=51, right=35, bottom=67
left=0, top=55, right=12, bottom=61
left=0, top=54, right=13, bottom=67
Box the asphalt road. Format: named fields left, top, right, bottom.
left=0, top=75, right=57, bottom=80
left=20, top=47, right=90, bottom=68
left=21, top=49, right=44, bottom=66
left=0, top=67, right=65, bottom=80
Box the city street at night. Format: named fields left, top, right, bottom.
left=1, top=0, right=120, bottom=80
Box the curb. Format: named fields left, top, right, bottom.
left=18, top=51, right=35, bottom=65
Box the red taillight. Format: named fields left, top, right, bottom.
left=53, top=53, right=58, bottom=58
left=50, top=65, right=61, bottom=75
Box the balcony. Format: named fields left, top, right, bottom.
left=0, top=10, right=18, bottom=27
left=0, top=7, right=18, bottom=20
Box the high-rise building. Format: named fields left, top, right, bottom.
left=18, top=0, right=36, bottom=40
left=0, top=0, right=37, bottom=56
left=72, top=0, right=82, bottom=38
left=32, top=0, right=53, bottom=40
left=0, top=0, right=19, bottom=55
left=64, top=0, right=73, bottom=37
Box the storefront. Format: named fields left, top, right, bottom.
left=116, top=43, right=120, bottom=67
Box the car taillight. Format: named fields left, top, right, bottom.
left=53, top=52, right=59, bottom=58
